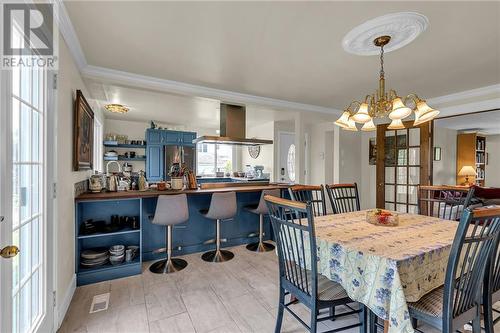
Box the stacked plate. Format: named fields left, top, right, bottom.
left=109, top=245, right=125, bottom=265
left=81, top=248, right=109, bottom=268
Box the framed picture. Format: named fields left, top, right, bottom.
left=369, top=138, right=377, bottom=165
left=433, top=147, right=442, bottom=161
left=73, top=90, right=94, bottom=171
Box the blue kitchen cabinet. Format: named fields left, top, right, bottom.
left=146, top=145, right=164, bottom=181
left=163, top=131, right=181, bottom=144
left=146, top=129, right=163, bottom=144
left=181, top=132, right=197, bottom=146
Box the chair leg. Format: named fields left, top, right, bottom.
left=202, top=219, right=234, bottom=262
left=483, top=285, right=494, bottom=333
left=246, top=214, right=275, bottom=252
left=275, top=287, right=285, bottom=333
left=329, top=306, right=336, bottom=321
left=310, top=305, right=317, bottom=333
left=411, top=318, right=418, bottom=329
left=358, top=305, right=368, bottom=333
left=368, top=310, right=378, bottom=333
left=472, top=315, right=481, bottom=333
left=149, top=225, right=187, bottom=274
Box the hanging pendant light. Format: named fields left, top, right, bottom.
left=387, top=118, right=405, bottom=130
left=389, top=97, right=412, bottom=120
left=361, top=119, right=376, bottom=131
left=351, top=103, right=372, bottom=123
left=415, top=100, right=440, bottom=124
left=344, top=117, right=358, bottom=131
left=335, top=34, right=439, bottom=131
left=334, top=111, right=351, bottom=128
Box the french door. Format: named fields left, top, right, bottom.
left=0, top=38, right=54, bottom=333
left=376, top=121, right=432, bottom=212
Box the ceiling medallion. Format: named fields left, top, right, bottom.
left=342, top=12, right=429, bottom=56
left=335, top=14, right=438, bottom=132
left=104, top=104, right=129, bottom=114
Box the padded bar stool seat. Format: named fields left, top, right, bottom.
left=149, top=194, right=189, bottom=274
left=200, top=192, right=237, bottom=262
left=244, top=189, right=280, bottom=252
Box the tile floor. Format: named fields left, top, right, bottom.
left=59, top=245, right=499, bottom=333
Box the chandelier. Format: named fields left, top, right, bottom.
left=335, top=35, right=439, bottom=131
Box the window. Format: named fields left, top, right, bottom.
left=287, top=144, right=296, bottom=182
left=93, top=118, right=103, bottom=172
left=196, top=144, right=233, bottom=176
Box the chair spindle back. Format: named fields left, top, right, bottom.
left=418, top=185, right=474, bottom=221
left=288, top=185, right=326, bottom=217
left=325, top=183, right=361, bottom=214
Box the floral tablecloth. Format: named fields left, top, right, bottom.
left=313, top=210, right=458, bottom=333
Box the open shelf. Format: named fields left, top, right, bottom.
left=78, top=228, right=140, bottom=239
left=104, top=143, right=146, bottom=149
left=103, top=156, right=146, bottom=161
left=78, top=257, right=141, bottom=274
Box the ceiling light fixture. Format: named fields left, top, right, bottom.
left=104, top=104, right=129, bottom=114
left=335, top=35, right=439, bottom=131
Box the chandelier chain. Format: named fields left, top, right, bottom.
left=380, top=45, right=385, bottom=78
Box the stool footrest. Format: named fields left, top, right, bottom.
left=152, top=247, right=167, bottom=254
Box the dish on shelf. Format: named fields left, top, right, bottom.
left=109, top=245, right=125, bottom=255
left=81, top=247, right=109, bottom=260
left=109, top=254, right=125, bottom=265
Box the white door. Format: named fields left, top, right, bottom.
left=278, top=132, right=295, bottom=183
left=0, top=28, right=54, bottom=333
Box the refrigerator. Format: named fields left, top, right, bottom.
left=164, top=145, right=196, bottom=179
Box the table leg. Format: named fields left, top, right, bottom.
left=384, top=320, right=389, bottom=333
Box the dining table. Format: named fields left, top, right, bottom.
left=312, top=209, right=459, bottom=333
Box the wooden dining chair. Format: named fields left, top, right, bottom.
left=264, top=194, right=367, bottom=333
left=325, top=183, right=361, bottom=214
left=288, top=185, right=327, bottom=216
left=418, top=185, right=475, bottom=221
left=483, top=233, right=500, bottom=333
left=404, top=206, right=500, bottom=333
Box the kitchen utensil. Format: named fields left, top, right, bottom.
left=171, top=177, right=183, bottom=190
left=130, top=151, right=136, bottom=158
left=125, top=249, right=133, bottom=262
left=108, top=173, right=119, bottom=192
left=123, top=163, right=133, bottom=172
left=89, top=174, right=103, bottom=192
left=157, top=181, right=167, bottom=191
left=109, top=254, right=125, bottom=265
left=109, top=245, right=125, bottom=255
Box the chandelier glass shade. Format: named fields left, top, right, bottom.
left=335, top=35, right=439, bottom=131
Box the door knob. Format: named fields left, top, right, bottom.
left=0, top=245, right=19, bottom=259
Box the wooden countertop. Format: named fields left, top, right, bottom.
left=75, top=183, right=290, bottom=201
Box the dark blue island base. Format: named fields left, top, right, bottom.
left=75, top=185, right=287, bottom=286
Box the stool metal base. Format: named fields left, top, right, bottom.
left=246, top=241, right=275, bottom=252
left=201, top=249, right=234, bottom=263
left=149, top=258, right=188, bottom=274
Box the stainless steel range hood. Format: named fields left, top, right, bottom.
left=192, top=103, right=273, bottom=146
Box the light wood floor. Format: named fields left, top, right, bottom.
left=59, top=244, right=499, bottom=333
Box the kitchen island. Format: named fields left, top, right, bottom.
left=74, top=183, right=288, bottom=285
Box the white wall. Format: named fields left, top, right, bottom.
left=359, top=132, right=377, bottom=209
left=55, top=35, right=105, bottom=313
left=309, top=122, right=335, bottom=185
left=240, top=121, right=274, bottom=180
left=432, top=127, right=457, bottom=185
left=486, top=134, right=500, bottom=187
left=338, top=129, right=362, bottom=184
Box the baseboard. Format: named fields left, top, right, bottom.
left=56, top=274, right=76, bottom=330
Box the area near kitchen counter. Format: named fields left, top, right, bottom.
left=74, top=183, right=289, bottom=285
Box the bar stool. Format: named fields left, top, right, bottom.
left=200, top=191, right=237, bottom=262
left=149, top=194, right=189, bottom=274
left=244, top=189, right=280, bottom=252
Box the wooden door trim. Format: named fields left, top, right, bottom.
left=375, top=120, right=432, bottom=209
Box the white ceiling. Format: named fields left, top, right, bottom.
left=65, top=1, right=500, bottom=110
left=435, top=110, right=500, bottom=135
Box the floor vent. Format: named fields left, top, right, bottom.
left=89, top=293, right=110, bottom=314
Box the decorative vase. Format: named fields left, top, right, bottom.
left=171, top=177, right=183, bottom=190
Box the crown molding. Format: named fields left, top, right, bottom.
left=82, top=65, right=341, bottom=114
left=437, top=98, right=500, bottom=118
left=55, top=0, right=87, bottom=70
left=428, top=84, right=500, bottom=106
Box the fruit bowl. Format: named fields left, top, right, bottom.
left=366, top=209, right=399, bottom=226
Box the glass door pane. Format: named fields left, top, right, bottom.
left=9, top=31, right=46, bottom=332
